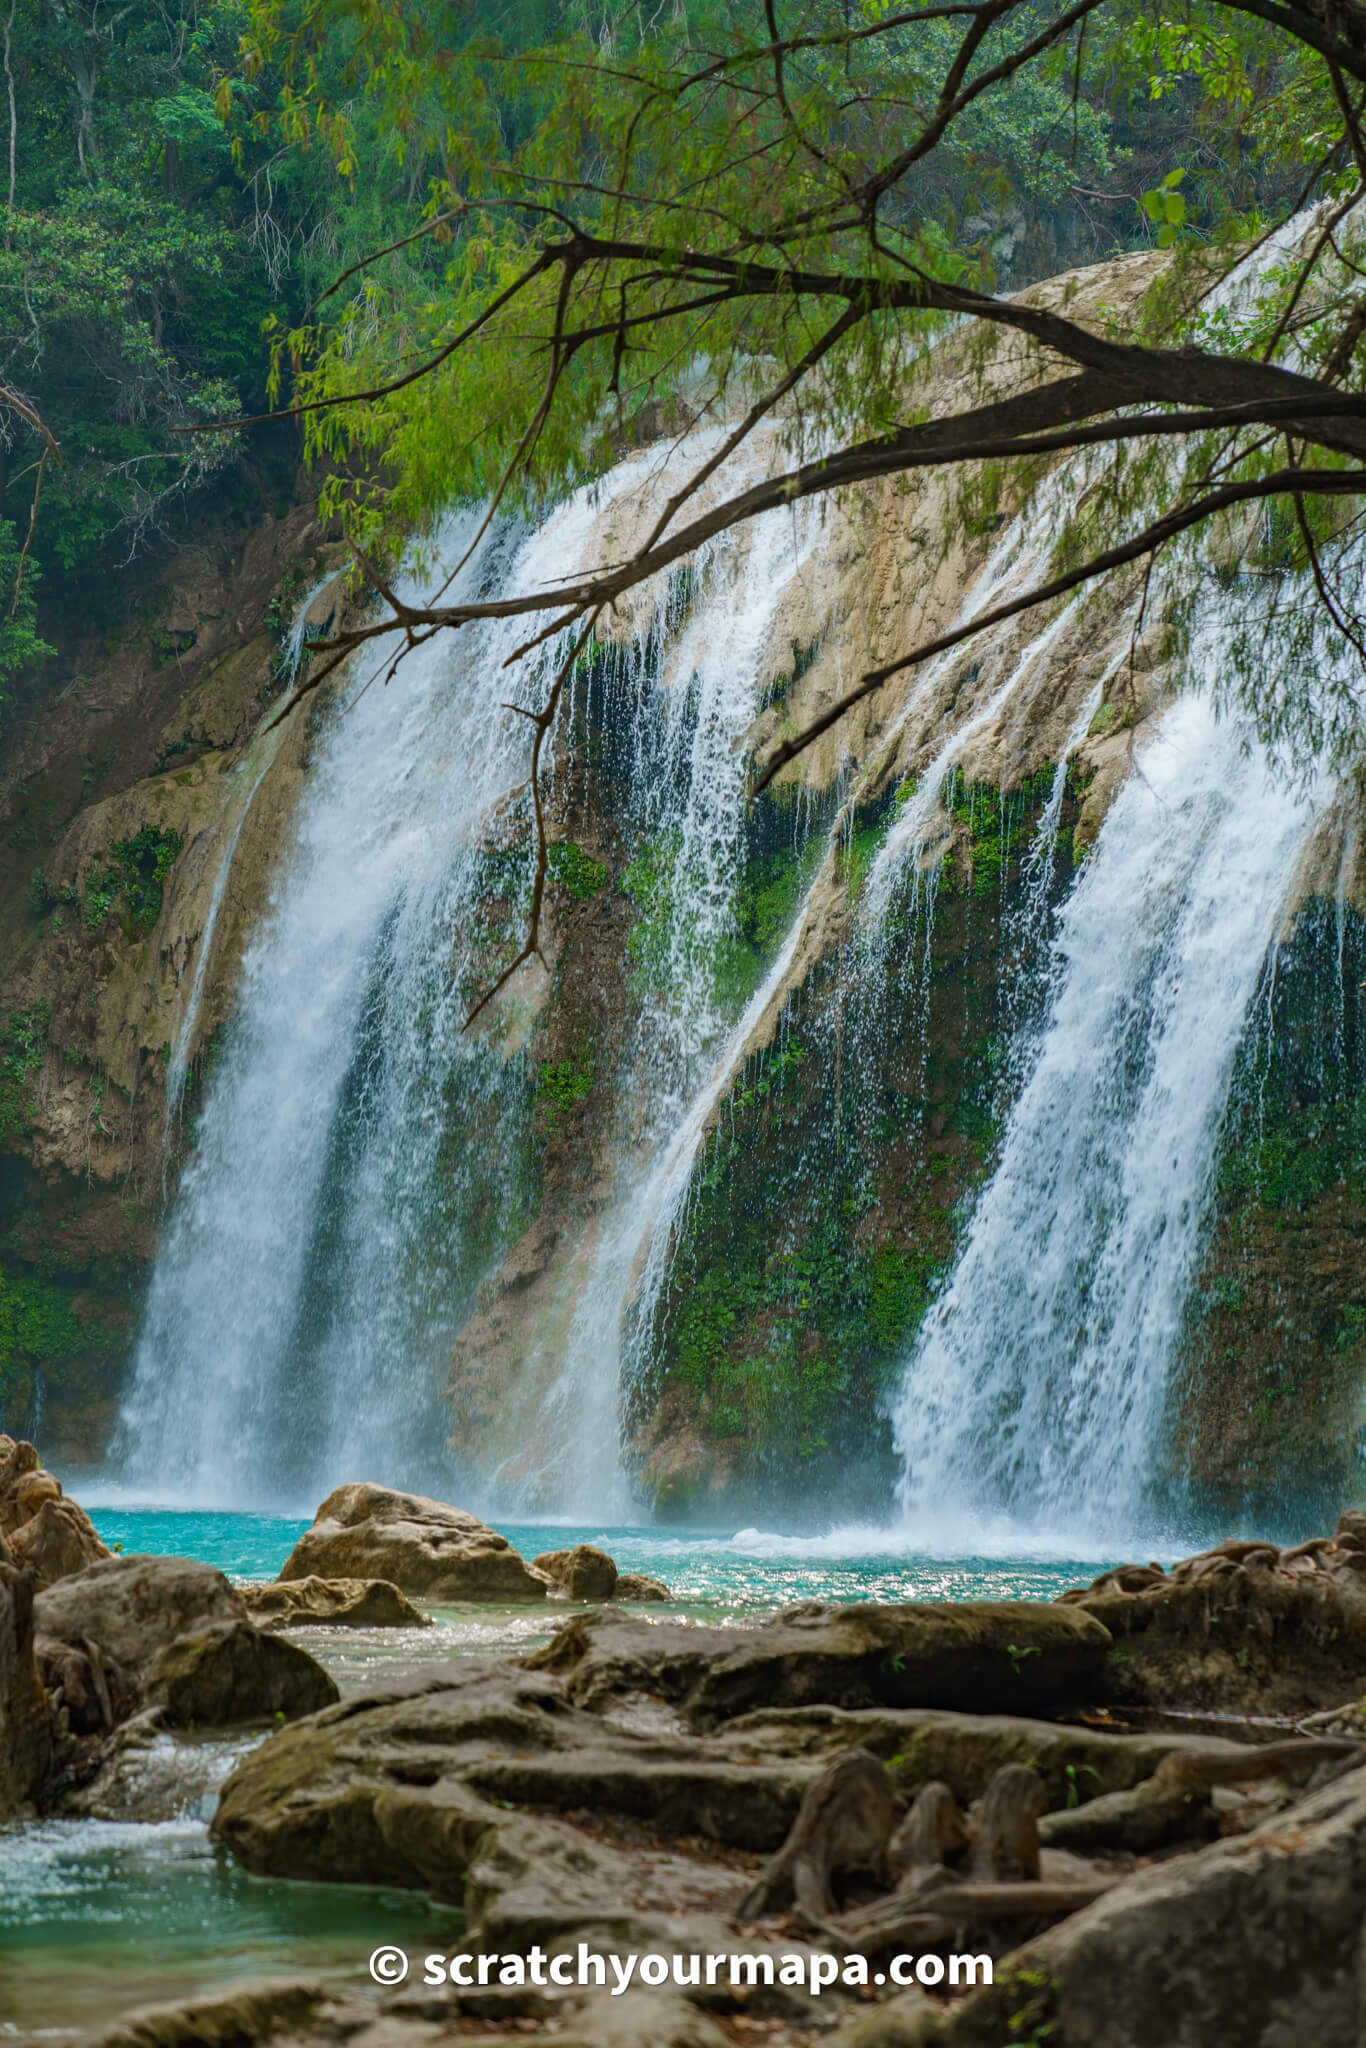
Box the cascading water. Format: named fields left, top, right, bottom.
left=888, top=684, right=1328, bottom=1546
left=109, top=203, right=1357, bottom=1531
left=114, top=498, right=589, bottom=1506
left=112, top=439, right=826, bottom=1510
left=495, top=485, right=825, bottom=1510
left=163, top=723, right=290, bottom=1125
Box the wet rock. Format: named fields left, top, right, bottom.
left=0, top=1436, right=109, bottom=1588
left=0, top=1554, right=52, bottom=1816
left=213, top=1659, right=814, bottom=1887
left=531, top=1601, right=1111, bottom=1723
left=241, top=1575, right=430, bottom=1630
left=615, top=1572, right=672, bottom=1602
left=534, top=1544, right=619, bottom=1601
left=936, top=1759, right=1366, bottom=2048
left=35, top=1553, right=246, bottom=1687
left=87, top=1979, right=328, bottom=2048
left=147, top=1620, right=339, bottom=1727
left=278, top=1483, right=546, bottom=1603
left=56, top=1708, right=245, bottom=1821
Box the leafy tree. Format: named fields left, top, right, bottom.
left=180, top=0, right=1366, bottom=1003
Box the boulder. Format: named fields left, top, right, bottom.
left=147, top=1620, right=339, bottom=1726
left=0, top=1554, right=52, bottom=1816
left=0, top=1435, right=109, bottom=1587
left=241, top=1576, right=430, bottom=1631
left=35, top=1555, right=336, bottom=1730
left=615, top=1572, right=672, bottom=1602
left=531, top=1601, right=1112, bottom=1724
left=277, top=1484, right=546, bottom=1603
left=533, top=1544, right=618, bottom=1601
left=35, top=1553, right=246, bottom=1684
left=36, top=1632, right=120, bottom=1734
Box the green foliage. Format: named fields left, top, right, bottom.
left=536, top=1053, right=594, bottom=1125
left=1140, top=168, right=1189, bottom=248
left=646, top=755, right=1082, bottom=1484
left=83, top=827, right=184, bottom=933
left=621, top=832, right=679, bottom=993
left=0, top=523, right=54, bottom=728
left=0, top=1005, right=50, bottom=1145
left=0, top=1250, right=119, bottom=1412
left=546, top=840, right=608, bottom=900
left=943, top=764, right=1059, bottom=898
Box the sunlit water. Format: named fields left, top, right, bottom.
left=3, top=1506, right=1115, bottom=2043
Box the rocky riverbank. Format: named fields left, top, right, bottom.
left=6, top=1455, right=1366, bottom=2046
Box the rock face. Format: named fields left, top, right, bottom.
left=277, top=1485, right=546, bottom=1603
left=0, top=1436, right=109, bottom=1587
left=530, top=1601, right=1111, bottom=1722
left=531, top=1547, right=674, bottom=1602
left=615, top=1571, right=672, bottom=1602
left=241, top=1576, right=430, bottom=1631
left=35, top=1552, right=246, bottom=1674
left=0, top=1553, right=52, bottom=1815
left=1060, top=1519, right=1366, bottom=1712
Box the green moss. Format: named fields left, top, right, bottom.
left=636, top=759, right=1082, bottom=1502
left=943, top=764, right=1058, bottom=899
left=546, top=840, right=608, bottom=899
left=620, top=831, right=679, bottom=993
left=0, top=1256, right=115, bottom=1413
left=622, top=821, right=817, bottom=1017
left=537, top=1053, right=594, bottom=1125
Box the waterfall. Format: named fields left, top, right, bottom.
left=888, top=690, right=1327, bottom=1546
left=109, top=204, right=1355, bottom=1526
left=495, top=484, right=824, bottom=1511
left=163, top=727, right=287, bottom=1125
left=112, top=441, right=824, bottom=1510
left=114, top=500, right=585, bottom=1506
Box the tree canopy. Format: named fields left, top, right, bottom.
left=6, top=1, right=1366, bottom=971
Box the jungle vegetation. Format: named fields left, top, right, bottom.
left=6, top=2, right=1366, bottom=985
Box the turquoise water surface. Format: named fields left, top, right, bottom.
left=85, top=1506, right=1108, bottom=1607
